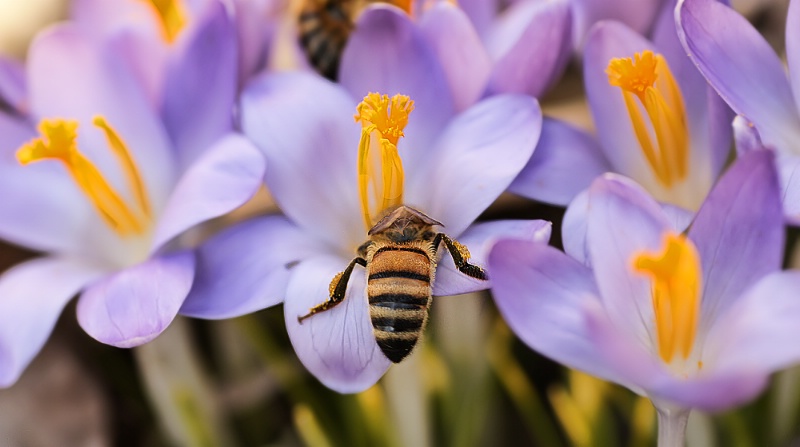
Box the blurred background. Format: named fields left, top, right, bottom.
left=0, top=0, right=798, bottom=446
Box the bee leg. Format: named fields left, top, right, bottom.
left=297, top=257, right=367, bottom=323
left=433, top=233, right=488, bottom=280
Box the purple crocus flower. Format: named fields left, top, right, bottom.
left=513, top=1, right=733, bottom=213
left=181, top=69, right=549, bottom=393
left=0, top=21, right=265, bottom=386
left=490, top=150, right=800, bottom=436
left=677, top=0, right=800, bottom=222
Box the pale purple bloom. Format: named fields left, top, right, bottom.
left=182, top=70, right=549, bottom=392
left=490, top=150, right=800, bottom=411
left=677, top=0, right=800, bottom=222
left=0, top=20, right=265, bottom=386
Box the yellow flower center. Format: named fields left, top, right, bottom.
left=607, top=51, right=690, bottom=188
left=355, top=92, right=414, bottom=230
left=146, top=0, right=187, bottom=43
left=633, top=233, right=701, bottom=364
left=17, top=118, right=152, bottom=237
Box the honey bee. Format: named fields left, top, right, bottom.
left=298, top=205, right=488, bottom=363
left=297, top=0, right=359, bottom=80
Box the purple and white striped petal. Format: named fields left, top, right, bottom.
left=182, top=215, right=323, bottom=319
left=405, top=94, right=541, bottom=237
left=509, top=118, right=610, bottom=206
left=0, top=257, right=105, bottom=387
left=77, top=251, right=195, bottom=348
left=284, top=255, right=391, bottom=393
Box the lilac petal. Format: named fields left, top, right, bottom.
left=646, top=371, right=768, bottom=412
left=776, top=151, right=800, bottom=223
left=162, top=0, right=238, bottom=169
left=571, top=0, right=662, bottom=47
left=562, top=189, right=591, bottom=265
left=705, top=272, right=800, bottom=376
left=418, top=2, right=491, bottom=111
left=586, top=174, right=671, bottom=347
left=786, top=0, right=800, bottom=116
left=405, top=94, right=542, bottom=236
left=509, top=118, right=611, bottom=206
left=677, top=0, right=800, bottom=152
left=77, top=251, right=195, bottom=348
left=232, top=0, right=278, bottom=84
left=181, top=216, right=323, bottom=319
left=70, top=0, right=164, bottom=39
left=434, top=219, right=552, bottom=296
left=733, top=115, right=765, bottom=156
left=488, top=239, right=641, bottom=389
left=689, top=149, right=783, bottom=327
left=0, top=57, right=27, bottom=116
left=660, top=203, right=693, bottom=233
left=240, top=72, right=364, bottom=251
left=583, top=22, right=658, bottom=179
left=339, top=4, right=455, bottom=153
left=284, top=255, right=391, bottom=393
left=152, top=134, right=266, bottom=252
left=28, top=25, right=176, bottom=207
left=0, top=257, right=104, bottom=387
left=457, top=0, right=499, bottom=35
left=484, top=0, right=572, bottom=98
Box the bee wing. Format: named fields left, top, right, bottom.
left=284, top=255, right=392, bottom=392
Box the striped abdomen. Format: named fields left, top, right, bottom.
left=298, top=0, right=352, bottom=80
left=367, top=245, right=434, bottom=363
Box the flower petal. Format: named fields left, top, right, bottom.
left=646, top=371, right=768, bottom=412
left=405, top=94, right=542, bottom=236
left=240, top=72, right=363, bottom=251
left=0, top=257, right=104, bottom=387
left=457, top=0, right=498, bottom=35
left=484, top=0, right=572, bottom=98
left=77, top=251, right=195, bottom=348
left=339, top=4, right=455, bottom=152
left=162, top=1, right=238, bottom=169
left=689, top=149, right=783, bottom=329
left=151, top=134, right=266, bottom=252
left=571, top=0, right=661, bottom=48
left=418, top=2, right=491, bottom=111
left=776, top=151, right=800, bottom=224
left=733, top=115, right=764, bottom=156
left=586, top=174, right=671, bottom=347
left=786, top=0, right=800, bottom=117
left=562, top=189, right=591, bottom=265
left=182, top=216, right=323, bottom=319
left=704, top=272, right=800, bottom=376
left=489, top=239, right=641, bottom=389
left=434, top=219, right=552, bottom=296
left=509, top=118, right=611, bottom=206
left=284, top=255, right=391, bottom=393
left=677, top=0, right=800, bottom=153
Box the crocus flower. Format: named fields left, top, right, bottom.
left=181, top=70, right=549, bottom=393
left=0, top=23, right=265, bottom=387
left=490, top=149, right=800, bottom=444
left=676, top=0, right=800, bottom=222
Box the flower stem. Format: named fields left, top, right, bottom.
left=656, top=405, right=690, bottom=447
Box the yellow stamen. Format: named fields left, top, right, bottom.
left=146, top=0, right=187, bottom=43
left=355, top=93, right=414, bottom=230
left=606, top=51, right=690, bottom=188
left=17, top=118, right=151, bottom=237
left=633, top=233, right=701, bottom=364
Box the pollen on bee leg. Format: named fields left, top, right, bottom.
left=355, top=93, right=414, bottom=230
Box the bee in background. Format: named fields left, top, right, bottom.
left=297, top=0, right=359, bottom=80
left=298, top=205, right=487, bottom=363
left=297, top=0, right=413, bottom=80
